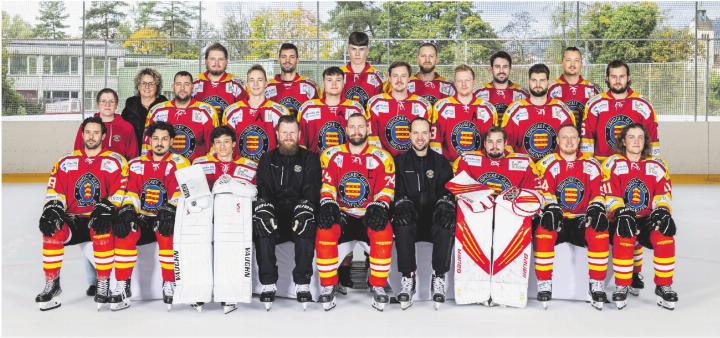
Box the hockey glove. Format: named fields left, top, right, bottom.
left=89, top=199, right=116, bottom=235
left=317, top=200, right=341, bottom=229
left=114, top=204, right=139, bottom=239
left=292, top=200, right=316, bottom=237
left=433, top=196, right=457, bottom=230
left=155, top=203, right=176, bottom=237
left=540, top=203, right=564, bottom=232
left=650, top=208, right=676, bottom=237
left=615, top=206, right=638, bottom=238
left=252, top=199, right=277, bottom=237
left=585, top=202, right=609, bottom=232
left=39, top=200, right=68, bottom=237
left=363, top=202, right=389, bottom=231
left=392, top=198, right=417, bottom=227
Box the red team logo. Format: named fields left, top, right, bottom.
left=73, top=172, right=101, bottom=207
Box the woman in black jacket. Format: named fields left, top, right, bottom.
left=121, top=68, right=168, bottom=153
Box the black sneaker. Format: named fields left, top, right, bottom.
left=86, top=284, right=97, bottom=297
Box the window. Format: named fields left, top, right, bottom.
left=42, top=56, right=79, bottom=75
left=85, top=91, right=97, bottom=111
left=9, top=55, right=28, bottom=75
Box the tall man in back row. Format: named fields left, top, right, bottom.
left=341, top=32, right=386, bottom=107
left=265, top=43, right=318, bottom=116
left=193, top=42, right=248, bottom=114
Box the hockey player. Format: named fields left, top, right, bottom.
left=548, top=47, right=600, bottom=127
left=193, top=126, right=258, bottom=187
left=298, top=66, right=367, bottom=154
left=315, top=113, right=395, bottom=311
left=533, top=124, right=610, bottom=310
left=430, top=64, right=498, bottom=162
left=392, top=118, right=455, bottom=310
left=254, top=116, right=322, bottom=310
left=35, top=116, right=128, bottom=311
left=192, top=42, right=248, bottom=114
left=474, top=51, right=529, bottom=120
left=386, top=43, right=455, bottom=106
left=144, top=71, right=219, bottom=162
left=109, top=121, right=190, bottom=311
left=367, top=61, right=432, bottom=156
left=602, top=123, right=677, bottom=310
left=74, top=88, right=138, bottom=160
left=223, top=65, right=290, bottom=162
left=501, top=63, right=576, bottom=162
left=265, top=43, right=318, bottom=116
left=341, top=32, right=386, bottom=107
left=581, top=60, right=660, bottom=161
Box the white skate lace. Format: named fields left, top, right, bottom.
left=97, top=279, right=110, bottom=296
left=615, top=285, right=629, bottom=294
left=42, top=279, right=56, bottom=293
left=400, top=276, right=414, bottom=294
left=321, top=285, right=335, bottom=296
left=432, top=275, right=445, bottom=294
left=261, top=284, right=277, bottom=293
left=537, top=280, right=552, bottom=292
left=372, top=286, right=387, bottom=296
left=162, top=281, right=175, bottom=296
left=295, top=284, right=310, bottom=294
left=113, top=280, right=128, bottom=296
left=590, top=279, right=604, bottom=293
left=658, top=285, right=675, bottom=295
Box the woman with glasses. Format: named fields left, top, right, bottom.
left=73, top=88, right=138, bottom=160
left=121, top=68, right=169, bottom=154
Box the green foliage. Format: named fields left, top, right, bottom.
left=34, top=2, right=69, bottom=39
left=2, top=11, right=36, bottom=39
left=83, top=1, right=129, bottom=40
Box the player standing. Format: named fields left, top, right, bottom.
left=193, top=42, right=248, bottom=114
left=474, top=51, right=529, bottom=120
left=397, top=42, right=455, bottom=106
left=341, top=32, right=386, bottom=107
left=265, top=43, right=318, bottom=116
left=548, top=47, right=600, bottom=127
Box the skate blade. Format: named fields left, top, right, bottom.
left=263, top=302, right=272, bottom=311
left=301, top=302, right=308, bottom=311
left=590, top=301, right=604, bottom=311
left=400, top=301, right=413, bottom=310
left=371, top=301, right=386, bottom=312
left=433, top=302, right=441, bottom=311
left=541, top=301, right=549, bottom=310
left=323, top=299, right=336, bottom=311
left=96, top=302, right=107, bottom=311
left=657, top=296, right=676, bottom=310
left=110, top=300, right=131, bottom=311
left=191, top=304, right=203, bottom=312
left=223, top=304, right=238, bottom=314
left=615, top=300, right=627, bottom=310
left=38, top=298, right=61, bottom=311
left=166, top=304, right=172, bottom=312
left=628, top=287, right=640, bottom=296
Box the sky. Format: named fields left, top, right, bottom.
left=2, top=1, right=720, bottom=39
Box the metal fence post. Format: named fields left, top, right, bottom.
left=81, top=1, right=86, bottom=119
left=706, top=37, right=710, bottom=121
left=198, top=2, right=203, bottom=74
left=316, top=1, right=320, bottom=81
left=695, top=1, right=699, bottom=121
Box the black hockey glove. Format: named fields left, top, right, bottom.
left=317, top=200, right=341, bottom=229
left=252, top=199, right=277, bottom=237
left=392, top=198, right=417, bottom=227
left=650, top=208, right=676, bottom=237
left=363, top=202, right=389, bottom=231
left=433, top=196, right=456, bottom=230
left=114, top=204, right=139, bottom=239
left=292, top=200, right=316, bottom=237
left=39, top=200, right=68, bottom=237
left=615, top=206, right=638, bottom=238
left=89, top=199, right=116, bottom=235
left=585, top=202, right=609, bottom=232
left=540, top=203, right=563, bottom=232
left=155, top=203, right=176, bottom=237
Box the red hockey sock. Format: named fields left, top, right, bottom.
left=533, top=226, right=557, bottom=281
left=156, top=231, right=175, bottom=282
left=91, top=229, right=114, bottom=280
left=113, top=230, right=140, bottom=281
left=316, top=223, right=341, bottom=286
left=612, top=234, right=635, bottom=286
left=367, top=223, right=393, bottom=287
left=650, top=230, right=675, bottom=286
left=42, top=223, right=70, bottom=280
left=585, top=227, right=609, bottom=280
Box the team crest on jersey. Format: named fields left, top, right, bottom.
left=339, top=171, right=370, bottom=208
left=624, top=177, right=650, bottom=212
left=476, top=172, right=511, bottom=195
left=74, top=173, right=101, bottom=207
left=451, top=121, right=481, bottom=153
left=279, top=96, right=302, bottom=114
left=565, top=99, right=584, bottom=115
left=171, top=124, right=197, bottom=158
left=495, top=103, right=509, bottom=116
left=604, top=115, right=634, bottom=148
left=318, top=121, right=346, bottom=151
left=345, top=85, right=370, bottom=106
left=384, top=115, right=411, bottom=151
left=141, top=178, right=166, bottom=211
left=203, top=96, right=230, bottom=112
left=239, top=124, right=269, bottom=161
left=112, top=135, right=121, bottom=143
left=557, top=177, right=584, bottom=210
left=421, top=94, right=439, bottom=106
left=523, top=123, right=557, bottom=160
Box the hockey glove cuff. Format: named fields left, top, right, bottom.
left=650, top=208, right=676, bottom=237
left=363, top=201, right=389, bottom=231
left=155, top=203, right=176, bottom=237
left=392, top=198, right=417, bottom=227
left=89, top=199, right=116, bottom=235
left=253, top=199, right=277, bottom=237
left=585, top=202, right=609, bottom=232
left=540, top=203, right=564, bottom=232
left=115, top=204, right=139, bottom=239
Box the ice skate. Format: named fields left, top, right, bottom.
left=629, top=272, right=644, bottom=296
left=35, top=278, right=61, bottom=311
left=397, top=273, right=416, bottom=310
left=221, top=302, right=238, bottom=314
left=431, top=273, right=446, bottom=311
left=536, top=280, right=552, bottom=309
left=109, top=279, right=131, bottom=311
left=589, top=279, right=608, bottom=311
left=319, top=285, right=338, bottom=311
left=94, top=279, right=110, bottom=311
left=295, top=284, right=312, bottom=311
left=613, top=285, right=629, bottom=310
left=162, top=281, right=174, bottom=311
left=260, top=284, right=277, bottom=311
left=190, top=302, right=205, bottom=312
left=655, top=285, right=678, bottom=310
left=370, top=286, right=389, bottom=311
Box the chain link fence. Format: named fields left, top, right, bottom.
left=2, top=1, right=719, bottom=121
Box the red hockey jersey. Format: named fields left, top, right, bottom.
left=45, top=148, right=128, bottom=216
left=473, top=81, right=529, bottom=120
left=452, top=151, right=538, bottom=195
left=581, top=89, right=660, bottom=161
left=122, top=152, right=190, bottom=216
left=548, top=75, right=600, bottom=126
left=319, top=144, right=395, bottom=218
left=384, top=73, right=456, bottom=107
left=192, top=71, right=248, bottom=114
left=601, top=154, right=671, bottom=218
left=297, top=98, right=367, bottom=154
left=265, top=73, right=318, bottom=115
left=366, top=93, right=432, bottom=156
left=430, top=95, right=498, bottom=162
left=536, top=153, right=604, bottom=217
left=144, top=98, right=219, bottom=162
left=341, top=63, right=386, bottom=107
left=501, top=98, right=576, bottom=162
left=222, top=99, right=289, bottom=162
left=74, top=113, right=138, bottom=160
left=192, top=153, right=258, bottom=187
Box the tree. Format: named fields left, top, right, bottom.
left=324, top=2, right=382, bottom=39
left=83, top=1, right=129, bottom=40
left=123, top=28, right=171, bottom=55
left=2, top=11, right=35, bottom=39
left=156, top=1, right=200, bottom=57
left=248, top=7, right=331, bottom=60
left=500, top=11, right=539, bottom=64
left=133, top=2, right=160, bottom=30
left=222, top=14, right=252, bottom=59
left=34, top=1, right=69, bottom=39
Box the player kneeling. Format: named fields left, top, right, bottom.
left=110, top=121, right=190, bottom=311
left=534, top=124, right=610, bottom=310
left=602, top=123, right=678, bottom=310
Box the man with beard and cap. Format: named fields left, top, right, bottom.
left=265, top=43, right=318, bottom=117
left=385, top=43, right=455, bottom=106
left=391, top=117, right=455, bottom=310
left=548, top=47, right=601, bottom=127
left=193, top=42, right=248, bottom=114
left=253, top=115, right=322, bottom=310
left=501, top=63, right=576, bottom=162
left=581, top=60, right=660, bottom=161
left=474, top=51, right=529, bottom=121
